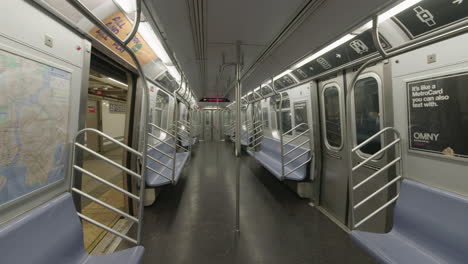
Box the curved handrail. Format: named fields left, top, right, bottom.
left=282, top=123, right=309, bottom=137
left=352, top=127, right=399, bottom=153
left=74, top=128, right=142, bottom=157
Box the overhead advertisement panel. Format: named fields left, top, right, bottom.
left=291, top=30, right=390, bottom=81
left=394, top=0, right=468, bottom=38
left=89, top=11, right=157, bottom=66
left=407, top=72, right=468, bottom=159
left=274, top=74, right=297, bottom=90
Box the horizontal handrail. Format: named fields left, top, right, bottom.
left=148, top=123, right=176, bottom=138
left=354, top=157, right=401, bottom=190
left=284, top=129, right=310, bottom=145
left=352, top=138, right=400, bottom=172
left=147, top=144, right=174, bottom=160
left=176, top=144, right=189, bottom=152
left=147, top=133, right=176, bottom=149
left=350, top=126, right=403, bottom=230
left=75, top=143, right=141, bottom=179
left=354, top=194, right=399, bottom=229
left=284, top=150, right=310, bottom=167
left=283, top=158, right=311, bottom=177
left=177, top=120, right=190, bottom=125
left=352, top=127, right=398, bottom=153
left=250, top=135, right=264, bottom=143
left=77, top=213, right=137, bottom=245
left=283, top=123, right=308, bottom=136
left=252, top=130, right=263, bottom=137
left=73, top=165, right=140, bottom=201
left=249, top=139, right=264, bottom=149
left=283, top=139, right=310, bottom=157
left=354, top=175, right=402, bottom=209
left=146, top=166, right=172, bottom=181
left=74, top=128, right=142, bottom=157
left=72, top=188, right=138, bottom=223
left=147, top=155, right=174, bottom=170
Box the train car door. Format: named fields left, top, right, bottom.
left=318, top=74, right=349, bottom=227
left=213, top=110, right=221, bottom=141
left=346, top=63, right=395, bottom=232
left=203, top=110, right=213, bottom=141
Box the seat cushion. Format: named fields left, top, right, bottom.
left=84, top=246, right=144, bottom=264
left=146, top=138, right=176, bottom=187
left=0, top=193, right=144, bottom=264
left=174, top=152, right=190, bottom=183
left=351, top=179, right=468, bottom=264
left=351, top=230, right=442, bottom=264
left=0, top=193, right=86, bottom=264
left=392, top=180, right=468, bottom=263
left=253, top=137, right=309, bottom=181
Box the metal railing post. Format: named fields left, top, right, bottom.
left=172, top=79, right=183, bottom=184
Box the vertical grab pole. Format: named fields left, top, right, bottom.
left=172, top=78, right=183, bottom=184
left=235, top=41, right=242, bottom=234
left=271, top=78, right=285, bottom=180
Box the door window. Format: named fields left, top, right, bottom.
left=354, top=76, right=382, bottom=155
left=323, top=86, right=342, bottom=149
left=294, top=102, right=309, bottom=135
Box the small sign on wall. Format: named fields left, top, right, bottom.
left=407, top=72, right=468, bottom=158
left=109, top=102, right=126, bottom=113
left=87, top=106, right=96, bottom=113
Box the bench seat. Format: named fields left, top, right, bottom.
left=146, top=138, right=189, bottom=187
left=250, top=136, right=311, bottom=181
left=351, top=179, right=468, bottom=264
left=0, top=193, right=144, bottom=264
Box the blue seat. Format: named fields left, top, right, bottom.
left=351, top=179, right=468, bottom=264
left=146, top=138, right=189, bottom=187
left=0, top=193, right=144, bottom=264
left=251, top=137, right=311, bottom=181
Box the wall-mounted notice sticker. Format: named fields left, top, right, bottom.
left=87, top=106, right=96, bottom=113
left=89, top=11, right=157, bottom=66
left=407, top=72, right=468, bottom=158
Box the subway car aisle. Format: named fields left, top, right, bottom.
left=134, top=141, right=375, bottom=264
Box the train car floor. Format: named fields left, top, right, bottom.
left=122, top=141, right=376, bottom=264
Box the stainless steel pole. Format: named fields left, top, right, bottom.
left=235, top=65, right=242, bottom=157
left=235, top=41, right=242, bottom=234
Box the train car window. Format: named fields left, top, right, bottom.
left=155, top=91, right=170, bottom=130
left=269, top=98, right=277, bottom=129
left=276, top=93, right=290, bottom=109
left=293, top=102, right=309, bottom=135
left=275, top=93, right=292, bottom=135
left=323, top=86, right=342, bottom=149
left=354, top=77, right=382, bottom=155
left=261, top=86, right=273, bottom=97
left=262, top=107, right=269, bottom=128
left=205, top=111, right=211, bottom=125
left=281, top=111, right=293, bottom=135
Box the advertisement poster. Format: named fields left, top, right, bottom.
left=407, top=73, right=468, bottom=158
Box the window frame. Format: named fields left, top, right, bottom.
left=321, top=82, right=344, bottom=151
left=351, top=72, right=384, bottom=159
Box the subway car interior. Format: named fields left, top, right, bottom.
left=1, top=0, right=468, bottom=263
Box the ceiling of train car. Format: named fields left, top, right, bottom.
left=143, top=0, right=398, bottom=101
